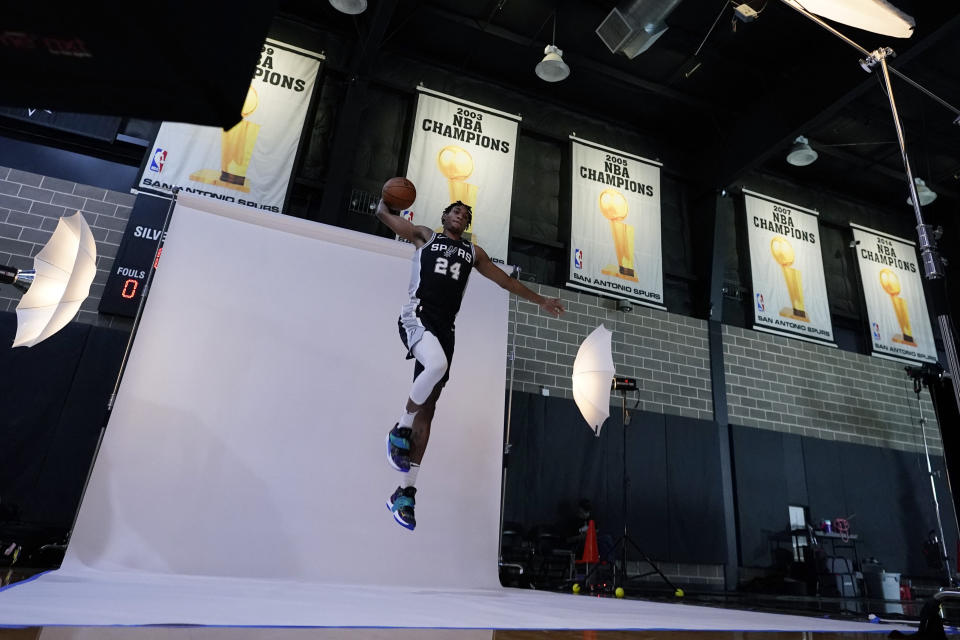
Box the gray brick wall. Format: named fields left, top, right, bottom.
left=723, top=324, right=941, bottom=454
left=0, top=166, right=133, bottom=329
left=509, top=284, right=714, bottom=421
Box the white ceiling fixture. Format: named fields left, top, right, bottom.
left=329, top=0, right=367, bottom=15
left=786, top=136, right=818, bottom=167
left=907, top=177, right=937, bottom=206
left=535, top=13, right=570, bottom=82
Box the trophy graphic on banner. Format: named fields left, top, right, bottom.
left=879, top=268, right=917, bottom=346
left=436, top=145, right=477, bottom=242
left=770, top=236, right=809, bottom=322
left=190, top=86, right=262, bottom=193
left=599, top=188, right=638, bottom=282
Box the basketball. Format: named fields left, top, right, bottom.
left=382, top=177, right=416, bottom=210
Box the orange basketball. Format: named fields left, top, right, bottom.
left=382, top=177, right=416, bottom=210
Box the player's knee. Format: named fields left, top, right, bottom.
left=424, top=357, right=448, bottom=382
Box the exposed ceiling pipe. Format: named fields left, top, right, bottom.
left=596, top=0, right=684, bottom=59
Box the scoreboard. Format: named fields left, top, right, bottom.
left=98, top=193, right=173, bottom=317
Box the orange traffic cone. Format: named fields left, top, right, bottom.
left=579, top=519, right=600, bottom=564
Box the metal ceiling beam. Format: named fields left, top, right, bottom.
left=418, top=3, right=726, bottom=114
left=706, top=10, right=960, bottom=190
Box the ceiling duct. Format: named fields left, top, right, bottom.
left=596, top=0, right=683, bottom=59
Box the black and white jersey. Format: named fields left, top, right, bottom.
left=406, top=232, right=476, bottom=319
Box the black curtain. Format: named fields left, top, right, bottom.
left=0, top=312, right=127, bottom=536
left=503, top=392, right=725, bottom=563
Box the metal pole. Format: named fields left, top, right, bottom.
left=871, top=54, right=960, bottom=420
left=916, top=386, right=955, bottom=587
left=778, top=1, right=960, bottom=118
left=621, top=390, right=628, bottom=589
left=498, top=267, right=521, bottom=563
left=777, top=0, right=960, bottom=439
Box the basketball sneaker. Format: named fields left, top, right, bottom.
left=386, top=424, right=412, bottom=472
left=386, top=486, right=416, bottom=530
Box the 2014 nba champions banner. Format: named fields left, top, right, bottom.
left=138, top=39, right=323, bottom=214
left=568, top=135, right=663, bottom=308
left=851, top=223, right=937, bottom=363
left=404, top=87, right=520, bottom=265
left=744, top=190, right=834, bottom=345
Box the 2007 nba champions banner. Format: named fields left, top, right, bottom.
left=404, top=87, right=520, bottom=265
left=138, top=39, right=323, bottom=214
left=851, top=223, right=937, bottom=363
left=567, top=135, right=663, bottom=308
left=744, top=190, right=834, bottom=345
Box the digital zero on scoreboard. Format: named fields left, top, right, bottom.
left=99, top=194, right=172, bottom=318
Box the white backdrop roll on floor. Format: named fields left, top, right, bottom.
left=0, top=196, right=909, bottom=631
left=62, top=194, right=509, bottom=587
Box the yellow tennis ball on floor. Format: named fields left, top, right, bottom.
left=615, top=587, right=625, bottom=598
left=675, top=588, right=685, bottom=597
left=572, top=583, right=581, bottom=594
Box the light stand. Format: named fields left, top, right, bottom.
left=584, top=376, right=682, bottom=595
left=906, top=364, right=954, bottom=588
left=778, top=0, right=960, bottom=425
left=775, top=5, right=960, bottom=630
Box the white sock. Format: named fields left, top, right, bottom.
left=398, top=408, right=418, bottom=428
left=402, top=463, right=419, bottom=488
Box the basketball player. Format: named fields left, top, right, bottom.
left=376, top=198, right=564, bottom=530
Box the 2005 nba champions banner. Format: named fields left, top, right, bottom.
left=744, top=190, right=834, bottom=345
left=138, top=39, right=323, bottom=214
left=567, top=135, right=663, bottom=308
left=404, top=87, right=520, bottom=265
left=851, top=223, right=937, bottom=363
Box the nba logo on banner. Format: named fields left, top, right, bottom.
left=756, top=293, right=765, bottom=312
left=872, top=322, right=881, bottom=340
left=149, top=148, right=167, bottom=173
left=401, top=210, right=414, bottom=222
left=574, top=248, right=583, bottom=269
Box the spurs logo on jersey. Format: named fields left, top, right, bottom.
left=407, top=232, right=476, bottom=318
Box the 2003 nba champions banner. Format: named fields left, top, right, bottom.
left=567, top=135, right=663, bottom=308
left=404, top=87, right=520, bottom=265
left=138, top=39, right=323, bottom=214
left=851, top=223, right=937, bottom=363
left=744, top=190, right=834, bottom=345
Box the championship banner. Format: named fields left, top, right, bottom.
left=567, top=135, right=663, bottom=308
left=851, top=224, right=937, bottom=363
left=744, top=190, right=834, bottom=344
left=137, top=39, right=323, bottom=214
left=403, top=87, right=520, bottom=264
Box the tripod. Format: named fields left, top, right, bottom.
left=584, top=381, right=682, bottom=595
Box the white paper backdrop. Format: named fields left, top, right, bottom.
left=63, top=194, right=508, bottom=588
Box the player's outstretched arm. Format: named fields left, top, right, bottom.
left=474, top=245, right=565, bottom=317
left=375, top=199, right=433, bottom=247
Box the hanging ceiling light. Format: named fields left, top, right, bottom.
left=535, top=12, right=570, bottom=82
left=782, top=0, right=914, bottom=38
left=329, top=0, right=367, bottom=15
left=786, top=136, right=818, bottom=166
left=907, top=177, right=937, bottom=206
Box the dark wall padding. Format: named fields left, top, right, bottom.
left=736, top=423, right=958, bottom=577
left=503, top=392, right=725, bottom=563
left=0, top=312, right=128, bottom=531
left=732, top=425, right=790, bottom=567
